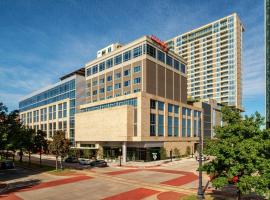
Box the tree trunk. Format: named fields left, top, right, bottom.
left=55, top=156, right=58, bottom=171
left=28, top=150, right=31, bottom=165
left=59, top=156, right=63, bottom=170
left=19, top=149, right=23, bottom=162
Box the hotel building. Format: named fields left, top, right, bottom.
left=19, top=35, right=221, bottom=162
left=19, top=69, right=86, bottom=144
left=75, top=36, right=205, bottom=162
left=167, top=13, right=244, bottom=110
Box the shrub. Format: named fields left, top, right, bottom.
left=185, top=146, right=191, bottom=156
left=173, top=148, right=181, bottom=158
left=160, top=147, right=167, bottom=160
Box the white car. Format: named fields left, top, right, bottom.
left=79, top=158, right=91, bottom=165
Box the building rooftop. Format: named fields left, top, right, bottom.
left=60, top=68, right=85, bottom=81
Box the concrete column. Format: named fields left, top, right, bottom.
left=122, top=142, right=127, bottom=163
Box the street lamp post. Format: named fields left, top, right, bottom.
left=119, top=148, right=122, bottom=167
left=197, top=129, right=204, bottom=199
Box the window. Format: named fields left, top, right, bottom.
left=182, top=107, right=186, bottom=115
left=115, top=93, right=121, bottom=97
left=168, top=116, right=173, bottom=136
left=99, top=62, right=105, bottom=71
left=134, top=66, right=141, bottom=73
left=49, top=106, right=52, bottom=120
left=114, top=54, right=122, bottom=65
left=182, top=118, right=186, bottom=137
left=58, top=103, right=62, bottom=118
left=92, top=90, right=97, bottom=95
left=124, top=80, right=130, bottom=87
left=63, top=102, right=67, bottom=118
left=100, top=88, right=105, bottom=93
left=168, top=104, right=173, bottom=113
left=146, top=44, right=156, bottom=58
left=115, top=72, right=121, bottom=80
left=100, top=78, right=105, bottom=85
left=86, top=68, right=91, bottom=76
left=174, top=117, right=179, bottom=136
left=158, top=115, right=164, bottom=136
left=107, top=85, right=113, bottom=91
left=106, top=58, right=113, bottom=69
left=44, top=108, right=47, bottom=121
left=187, top=119, right=191, bottom=137
left=150, top=99, right=156, bottom=109
left=157, top=50, right=165, bottom=63
left=53, top=105, right=56, bottom=119
left=181, top=63, right=186, bottom=73
left=92, top=80, right=98, bottom=86
left=131, top=74, right=139, bottom=83
left=58, top=121, right=62, bottom=130
left=107, top=75, right=112, bottom=82
left=174, top=105, right=179, bottom=114
left=166, top=55, right=173, bottom=66
left=187, top=108, right=191, bottom=116
left=63, top=121, right=67, bottom=131
left=174, top=59, right=180, bottom=70
left=92, top=65, right=98, bottom=74
left=123, top=50, right=131, bottom=62
left=133, top=88, right=140, bottom=93
left=124, top=69, right=130, bottom=76
left=133, top=46, right=142, bottom=58
left=194, top=119, right=197, bottom=137
left=114, top=83, right=121, bottom=89
left=158, top=101, right=164, bottom=111
left=150, top=113, right=156, bottom=136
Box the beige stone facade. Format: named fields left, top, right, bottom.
left=75, top=36, right=204, bottom=160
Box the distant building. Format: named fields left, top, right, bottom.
left=167, top=13, right=244, bottom=111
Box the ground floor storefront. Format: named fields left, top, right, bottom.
left=100, top=141, right=198, bottom=162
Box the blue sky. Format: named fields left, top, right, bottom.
left=0, top=0, right=264, bottom=116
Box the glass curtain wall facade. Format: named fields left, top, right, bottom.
left=19, top=75, right=85, bottom=144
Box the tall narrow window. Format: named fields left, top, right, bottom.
left=158, top=114, right=164, bottom=136
left=63, top=102, right=67, bottom=118
left=58, top=103, right=63, bottom=118
left=174, top=117, right=179, bottom=136
left=168, top=116, right=173, bottom=136
left=150, top=113, right=156, bottom=136
left=187, top=119, right=191, bottom=137
left=182, top=118, right=186, bottom=137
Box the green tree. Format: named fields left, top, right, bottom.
left=34, top=130, right=48, bottom=166
left=160, top=147, right=167, bottom=160
left=0, top=102, right=8, bottom=152
left=173, top=148, right=181, bottom=158
left=49, top=131, right=70, bottom=170
left=185, top=146, right=191, bottom=156
left=24, top=128, right=35, bottom=164
left=203, top=106, right=270, bottom=198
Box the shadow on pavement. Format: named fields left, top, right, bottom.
left=0, top=179, right=41, bottom=196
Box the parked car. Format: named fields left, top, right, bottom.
left=195, top=155, right=209, bottom=161
left=0, top=160, right=15, bottom=169
left=90, top=160, right=108, bottom=167
left=79, top=158, right=91, bottom=165
left=65, top=156, right=78, bottom=163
